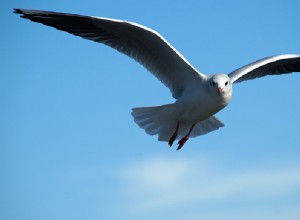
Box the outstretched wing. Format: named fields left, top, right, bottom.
left=228, top=54, right=300, bottom=83
left=14, top=9, right=206, bottom=98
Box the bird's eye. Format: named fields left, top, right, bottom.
left=211, top=81, right=216, bottom=86
left=225, top=81, right=228, bottom=86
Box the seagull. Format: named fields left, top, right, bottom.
left=14, top=9, right=300, bottom=150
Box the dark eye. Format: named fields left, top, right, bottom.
left=225, top=81, right=229, bottom=86
left=211, top=81, right=216, bottom=86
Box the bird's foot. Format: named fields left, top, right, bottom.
left=176, top=123, right=196, bottom=150
left=176, top=136, right=189, bottom=150
left=168, top=121, right=180, bottom=147
left=168, top=133, right=177, bottom=147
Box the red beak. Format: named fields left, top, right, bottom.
left=218, top=87, right=223, bottom=94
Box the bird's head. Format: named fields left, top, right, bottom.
left=209, top=74, right=232, bottom=97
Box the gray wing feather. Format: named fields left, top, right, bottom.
left=228, top=54, right=300, bottom=83
left=14, top=9, right=206, bottom=98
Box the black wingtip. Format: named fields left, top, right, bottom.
left=13, top=8, right=28, bottom=19
left=13, top=8, right=23, bottom=14
left=13, top=9, right=37, bottom=20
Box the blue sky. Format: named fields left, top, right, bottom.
left=1, top=0, right=300, bottom=219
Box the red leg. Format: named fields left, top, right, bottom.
left=177, top=123, right=196, bottom=150
left=168, top=121, right=179, bottom=147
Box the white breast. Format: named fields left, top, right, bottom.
left=175, top=81, right=232, bottom=122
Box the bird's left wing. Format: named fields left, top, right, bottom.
left=14, top=9, right=206, bottom=99
left=228, top=54, right=300, bottom=83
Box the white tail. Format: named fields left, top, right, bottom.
left=131, top=104, right=224, bottom=142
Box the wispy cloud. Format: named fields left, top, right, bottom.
left=120, top=156, right=300, bottom=219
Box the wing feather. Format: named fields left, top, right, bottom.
left=14, top=9, right=206, bottom=98
left=228, top=54, right=300, bottom=83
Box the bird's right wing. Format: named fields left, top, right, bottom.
left=15, top=9, right=206, bottom=99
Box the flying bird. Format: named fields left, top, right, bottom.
left=14, top=9, right=300, bottom=150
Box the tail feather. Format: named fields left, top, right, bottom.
left=132, top=104, right=177, bottom=138
left=191, top=116, right=224, bottom=138
left=131, top=104, right=224, bottom=142
left=158, top=121, right=179, bottom=141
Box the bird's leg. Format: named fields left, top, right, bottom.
left=177, top=123, right=196, bottom=150
left=168, top=121, right=180, bottom=147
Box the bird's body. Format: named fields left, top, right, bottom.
left=175, top=74, right=232, bottom=122
left=132, top=73, right=233, bottom=149
left=14, top=9, right=300, bottom=150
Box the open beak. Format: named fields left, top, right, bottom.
left=218, top=87, right=223, bottom=94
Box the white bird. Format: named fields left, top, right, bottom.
left=14, top=9, right=300, bottom=150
